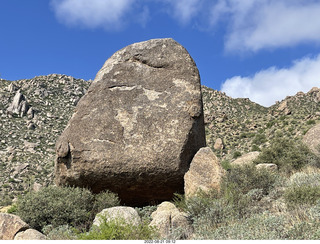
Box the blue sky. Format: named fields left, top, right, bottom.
left=1, top=0, right=320, bottom=107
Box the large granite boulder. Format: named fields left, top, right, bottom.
left=55, top=38, right=206, bottom=205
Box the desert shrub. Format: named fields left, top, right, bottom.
left=284, top=171, right=320, bottom=208
left=42, top=225, right=77, bottom=240
left=135, top=205, right=158, bottom=223
left=222, top=164, right=277, bottom=195
left=77, top=217, right=159, bottom=240
left=252, top=133, right=267, bottom=145
left=91, top=190, right=121, bottom=217
left=221, top=160, right=232, bottom=171
left=16, top=186, right=120, bottom=232
left=233, top=151, right=242, bottom=159
left=286, top=221, right=320, bottom=240
left=307, top=120, right=316, bottom=125
left=196, top=212, right=289, bottom=240
left=254, top=137, right=318, bottom=173
left=251, top=144, right=261, bottom=152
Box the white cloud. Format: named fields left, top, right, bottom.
left=221, top=54, right=320, bottom=107
left=163, top=0, right=203, bottom=25
left=50, top=0, right=138, bottom=30
left=210, top=0, right=320, bottom=52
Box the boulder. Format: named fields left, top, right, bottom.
left=303, top=123, right=320, bottom=156
left=7, top=90, right=30, bottom=116
left=55, top=38, right=206, bottom=205
left=213, top=138, right=224, bottom=150
left=184, top=147, right=225, bottom=198
left=14, top=229, right=46, bottom=240
left=231, top=151, right=260, bottom=166
left=256, top=163, right=278, bottom=171
left=93, top=206, right=141, bottom=227
left=0, top=213, right=29, bottom=240
left=150, top=202, right=192, bottom=239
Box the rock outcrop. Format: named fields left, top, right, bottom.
left=184, top=147, right=225, bottom=198
left=55, top=38, right=206, bottom=205
left=149, top=202, right=193, bottom=239
left=0, top=213, right=29, bottom=240
left=7, top=90, right=30, bottom=117
left=303, top=123, right=320, bottom=156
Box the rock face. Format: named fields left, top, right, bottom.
left=0, top=213, right=29, bottom=240
left=55, top=38, right=206, bottom=205
left=303, top=123, right=320, bottom=156
left=150, top=202, right=193, bottom=239
left=184, top=147, right=225, bottom=198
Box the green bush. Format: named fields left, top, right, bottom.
left=221, top=160, right=232, bottom=171
left=77, top=217, right=159, bottom=240
left=254, top=137, right=318, bottom=173
left=284, top=171, right=320, bottom=208
left=285, top=185, right=320, bottom=208
left=233, top=151, right=242, bottom=159
left=16, top=186, right=120, bottom=231
left=43, top=225, right=77, bottom=240
left=197, top=213, right=289, bottom=240
left=222, top=164, right=277, bottom=195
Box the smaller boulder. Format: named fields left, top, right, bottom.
left=0, top=213, right=29, bottom=240
left=93, top=206, right=141, bottom=227
left=14, top=229, right=46, bottom=240
left=256, top=163, right=278, bottom=172
left=149, top=202, right=192, bottom=239
left=231, top=151, right=260, bottom=166
left=213, top=138, right=224, bottom=150
left=184, top=147, right=225, bottom=198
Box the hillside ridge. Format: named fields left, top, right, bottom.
left=0, top=74, right=319, bottom=205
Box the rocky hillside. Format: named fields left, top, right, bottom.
left=1, top=74, right=320, bottom=206
left=202, top=86, right=320, bottom=160
left=0, top=75, right=91, bottom=205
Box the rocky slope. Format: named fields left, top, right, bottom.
left=202, top=86, right=320, bottom=160
left=0, top=75, right=91, bottom=205
left=0, top=74, right=320, bottom=206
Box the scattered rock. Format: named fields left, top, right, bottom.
left=303, top=123, right=320, bottom=156
left=55, top=38, right=206, bottom=205
left=0, top=206, right=11, bottom=213
left=231, top=151, right=260, bottom=166
left=149, top=202, right=193, bottom=239
left=7, top=90, right=30, bottom=116
left=184, top=147, right=225, bottom=198
left=213, top=138, right=224, bottom=150
left=256, top=163, right=278, bottom=171
left=277, top=100, right=291, bottom=115
left=32, top=182, right=42, bottom=192
left=0, top=213, right=29, bottom=240
left=14, top=229, right=46, bottom=240
left=27, top=107, right=35, bottom=119
left=93, top=206, right=141, bottom=227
